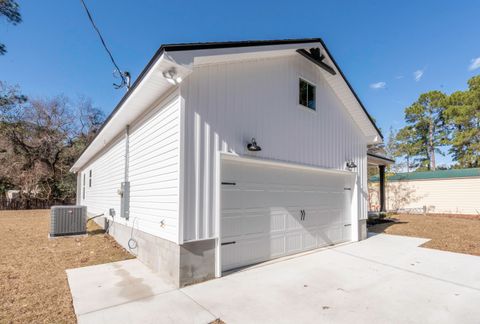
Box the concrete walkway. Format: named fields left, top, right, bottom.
left=67, top=234, right=480, bottom=324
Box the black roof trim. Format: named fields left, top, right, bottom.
left=316, top=39, right=383, bottom=140
left=367, top=152, right=395, bottom=163
left=74, top=38, right=383, bottom=169
left=160, top=38, right=323, bottom=52
left=296, top=49, right=336, bottom=75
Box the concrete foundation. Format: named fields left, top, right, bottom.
left=91, top=214, right=366, bottom=287
left=358, top=219, right=367, bottom=240
left=180, top=239, right=216, bottom=286
left=94, top=216, right=215, bottom=288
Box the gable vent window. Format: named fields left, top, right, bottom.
left=299, top=78, right=316, bottom=110
left=89, top=170, right=92, bottom=188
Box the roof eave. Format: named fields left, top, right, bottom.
left=71, top=38, right=384, bottom=172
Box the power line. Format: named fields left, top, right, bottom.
left=79, top=0, right=130, bottom=90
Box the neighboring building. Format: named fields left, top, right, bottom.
left=369, top=168, right=480, bottom=215
left=71, top=38, right=384, bottom=287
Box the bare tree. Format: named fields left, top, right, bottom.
left=0, top=88, right=104, bottom=201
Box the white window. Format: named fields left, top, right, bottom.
left=299, top=78, right=316, bottom=110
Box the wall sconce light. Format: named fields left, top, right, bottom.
left=247, top=138, right=262, bottom=152
left=162, top=69, right=182, bottom=85
left=346, top=161, right=357, bottom=169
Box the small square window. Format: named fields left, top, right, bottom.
left=299, top=78, right=316, bottom=110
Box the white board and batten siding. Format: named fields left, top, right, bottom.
left=181, top=54, right=369, bottom=242
left=79, top=93, right=182, bottom=243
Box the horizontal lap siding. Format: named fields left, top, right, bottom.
left=181, top=55, right=368, bottom=242
left=80, top=135, right=125, bottom=217
left=381, top=178, right=480, bottom=214
left=79, top=94, right=181, bottom=243
left=128, top=96, right=181, bottom=243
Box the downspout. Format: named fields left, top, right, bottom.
left=120, top=125, right=130, bottom=220
left=125, top=125, right=130, bottom=184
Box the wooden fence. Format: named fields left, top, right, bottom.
left=0, top=197, right=76, bottom=210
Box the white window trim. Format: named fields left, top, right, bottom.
left=298, top=76, right=317, bottom=112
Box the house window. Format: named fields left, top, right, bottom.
left=299, top=78, right=316, bottom=110
left=82, top=173, right=86, bottom=199
left=89, top=170, right=92, bottom=188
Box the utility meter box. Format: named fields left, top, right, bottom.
left=120, top=181, right=130, bottom=220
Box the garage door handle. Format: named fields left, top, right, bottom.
left=301, top=209, right=305, bottom=221
left=344, top=224, right=351, bottom=227
left=221, top=241, right=236, bottom=246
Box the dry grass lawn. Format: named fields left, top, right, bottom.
left=0, top=209, right=134, bottom=324
left=369, top=213, right=480, bottom=256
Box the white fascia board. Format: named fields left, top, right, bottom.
left=70, top=54, right=193, bottom=173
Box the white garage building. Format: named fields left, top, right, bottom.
left=71, top=38, right=383, bottom=287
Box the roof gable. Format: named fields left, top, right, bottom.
left=72, top=38, right=382, bottom=172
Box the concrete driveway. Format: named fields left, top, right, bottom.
left=67, top=234, right=480, bottom=324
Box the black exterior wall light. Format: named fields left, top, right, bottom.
left=247, top=138, right=262, bottom=152
left=346, top=161, right=357, bottom=169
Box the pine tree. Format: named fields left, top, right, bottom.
left=444, top=76, right=480, bottom=168
left=396, top=91, right=447, bottom=171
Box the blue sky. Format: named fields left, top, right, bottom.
left=1, top=1, right=479, bottom=165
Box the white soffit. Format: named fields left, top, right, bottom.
left=164, top=42, right=322, bottom=67
left=70, top=54, right=191, bottom=172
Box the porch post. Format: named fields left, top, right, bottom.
left=379, top=165, right=386, bottom=212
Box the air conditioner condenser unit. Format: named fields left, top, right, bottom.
left=50, top=205, right=87, bottom=237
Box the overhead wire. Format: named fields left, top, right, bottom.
left=79, top=0, right=130, bottom=90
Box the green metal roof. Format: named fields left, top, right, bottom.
left=370, top=168, right=480, bottom=182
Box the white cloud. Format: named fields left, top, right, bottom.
left=395, top=75, right=404, bottom=79
left=468, top=57, right=480, bottom=71
left=413, top=69, right=424, bottom=82
left=370, top=81, right=386, bottom=89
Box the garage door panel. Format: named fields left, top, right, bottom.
left=222, top=208, right=270, bottom=238
left=235, top=190, right=261, bottom=208
left=221, top=189, right=243, bottom=209
left=221, top=158, right=353, bottom=271
left=222, top=233, right=286, bottom=271
left=270, top=208, right=287, bottom=232
left=302, top=230, right=318, bottom=250
left=222, top=207, right=290, bottom=238
left=285, top=232, right=303, bottom=254
left=285, top=207, right=302, bottom=231
left=326, top=226, right=344, bottom=244
left=302, top=209, right=343, bottom=228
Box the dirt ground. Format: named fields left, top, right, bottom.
left=369, top=213, right=480, bottom=256
left=0, top=209, right=134, bottom=324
